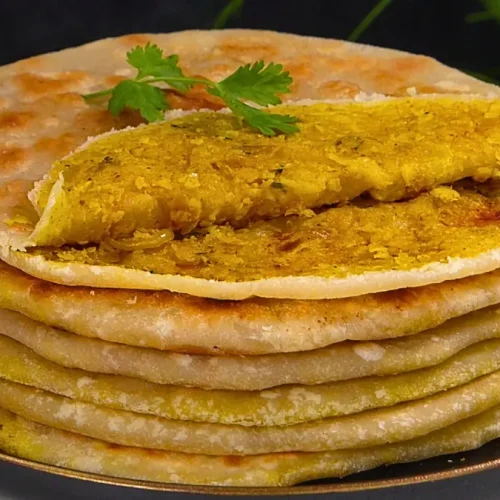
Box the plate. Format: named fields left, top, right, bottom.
left=2, top=439, right=500, bottom=495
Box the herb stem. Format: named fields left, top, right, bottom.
left=348, top=0, right=394, bottom=42
left=143, top=76, right=213, bottom=87
left=83, top=76, right=213, bottom=101
left=465, top=10, right=495, bottom=23
left=83, top=88, right=114, bottom=100
left=213, top=0, right=245, bottom=29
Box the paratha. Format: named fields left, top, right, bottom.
left=5, top=261, right=500, bottom=354
left=1, top=405, right=499, bottom=487
left=2, top=334, right=500, bottom=426
left=1, top=371, right=500, bottom=455
left=2, top=306, right=500, bottom=390
left=1, top=31, right=500, bottom=299
left=8, top=180, right=500, bottom=300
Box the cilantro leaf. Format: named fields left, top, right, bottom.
left=83, top=44, right=299, bottom=135
left=109, top=80, right=168, bottom=122
left=127, top=43, right=194, bottom=92
left=126, top=43, right=164, bottom=78
left=210, top=61, right=293, bottom=106
left=221, top=95, right=299, bottom=136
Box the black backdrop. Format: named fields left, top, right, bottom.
left=0, top=0, right=498, bottom=75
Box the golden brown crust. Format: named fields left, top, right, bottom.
left=3, top=259, right=500, bottom=353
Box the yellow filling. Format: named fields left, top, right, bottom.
left=30, top=97, right=500, bottom=247
left=30, top=182, right=500, bottom=281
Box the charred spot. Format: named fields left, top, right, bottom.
left=105, top=442, right=122, bottom=450
left=0, top=111, right=33, bottom=131
left=0, top=146, right=29, bottom=173
left=168, top=344, right=227, bottom=355
left=278, top=238, right=302, bottom=252
left=165, top=89, right=225, bottom=112
left=222, top=455, right=246, bottom=467
left=14, top=73, right=87, bottom=96
left=472, top=208, right=500, bottom=225
left=27, top=279, right=57, bottom=298
left=374, top=287, right=417, bottom=307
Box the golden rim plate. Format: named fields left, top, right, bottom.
left=2, top=440, right=500, bottom=496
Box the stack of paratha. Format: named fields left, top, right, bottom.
left=1, top=30, right=500, bottom=488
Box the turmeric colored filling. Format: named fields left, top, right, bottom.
left=29, top=182, right=500, bottom=281
left=29, top=97, right=500, bottom=248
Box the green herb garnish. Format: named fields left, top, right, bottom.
left=83, top=43, right=299, bottom=136
left=466, top=0, right=500, bottom=24
left=348, top=0, right=395, bottom=42
left=213, top=0, right=245, bottom=29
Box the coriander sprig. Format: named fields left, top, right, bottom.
left=83, top=43, right=299, bottom=136
left=466, top=0, right=500, bottom=24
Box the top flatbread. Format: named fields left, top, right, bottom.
left=0, top=30, right=499, bottom=299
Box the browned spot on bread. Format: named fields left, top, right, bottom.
left=34, top=133, right=79, bottom=159
left=118, top=34, right=153, bottom=47
left=14, top=72, right=89, bottom=97
left=72, top=108, right=143, bottom=137
left=0, top=179, right=32, bottom=199
left=0, top=111, right=34, bottom=131
left=166, top=88, right=225, bottom=111
left=318, top=80, right=363, bottom=99
left=285, top=61, right=313, bottom=80
left=0, top=98, right=7, bottom=110
left=223, top=455, right=246, bottom=467
left=366, top=57, right=436, bottom=95
left=104, top=75, right=126, bottom=87
left=389, top=55, right=434, bottom=77
left=474, top=208, right=500, bottom=224
left=0, top=147, right=29, bottom=174
left=366, top=70, right=408, bottom=95
left=283, top=61, right=313, bottom=93
left=327, top=55, right=371, bottom=73
left=51, top=92, right=87, bottom=107
left=216, top=41, right=277, bottom=61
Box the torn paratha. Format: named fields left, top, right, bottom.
left=1, top=31, right=500, bottom=299
left=25, top=97, right=500, bottom=247
left=6, top=174, right=500, bottom=300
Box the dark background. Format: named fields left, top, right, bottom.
left=0, top=0, right=499, bottom=79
